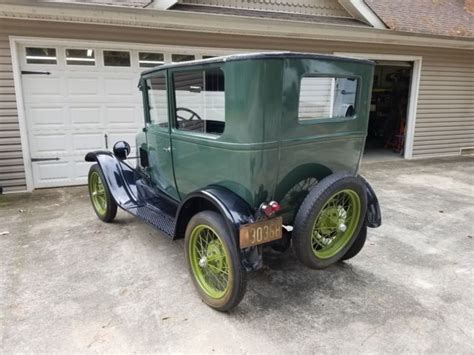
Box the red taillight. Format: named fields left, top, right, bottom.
left=269, top=201, right=280, bottom=213
left=262, top=201, right=280, bottom=217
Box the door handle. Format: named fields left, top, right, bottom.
left=162, top=147, right=171, bottom=152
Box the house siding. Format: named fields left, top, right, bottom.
left=0, top=19, right=473, bottom=192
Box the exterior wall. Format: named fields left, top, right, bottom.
left=179, top=0, right=352, bottom=17
left=0, top=19, right=473, bottom=192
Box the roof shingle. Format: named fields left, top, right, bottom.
left=365, top=0, right=474, bottom=38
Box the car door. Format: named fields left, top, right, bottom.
left=144, top=71, right=179, bottom=200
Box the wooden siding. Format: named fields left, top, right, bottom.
left=0, top=19, right=473, bottom=192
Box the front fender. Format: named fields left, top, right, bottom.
left=359, top=175, right=382, bottom=228
left=85, top=151, right=138, bottom=208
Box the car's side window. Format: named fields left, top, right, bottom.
left=298, top=76, right=358, bottom=122
left=147, top=73, right=169, bottom=129
left=172, top=67, right=225, bottom=137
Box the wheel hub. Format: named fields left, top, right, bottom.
left=199, top=256, right=207, bottom=267
left=338, top=223, right=347, bottom=232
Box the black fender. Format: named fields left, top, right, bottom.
left=174, top=185, right=254, bottom=241
left=359, top=175, right=382, bottom=228
left=85, top=151, right=138, bottom=209
left=175, top=185, right=261, bottom=271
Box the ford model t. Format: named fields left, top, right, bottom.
left=85, top=52, right=381, bottom=311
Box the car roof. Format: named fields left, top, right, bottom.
left=140, top=51, right=374, bottom=76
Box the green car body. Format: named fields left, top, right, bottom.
left=137, top=53, right=374, bottom=223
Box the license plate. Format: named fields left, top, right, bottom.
left=239, top=217, right=283, bottom=249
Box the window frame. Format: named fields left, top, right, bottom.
left=102, top=49, right=132, bottom=68
left=169, top=64, right=226, bottom=138
left=24, top=46, right=58, bottom=65
left=143, top=70, right=170, bottom=132
left=297, top=73, right=361, bottom=125
left=138, top=51, right=165, bottom=68
left=64, top=48, right=97, bottom=67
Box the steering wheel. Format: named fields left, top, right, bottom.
left=176, top=107, right=202, bottom=121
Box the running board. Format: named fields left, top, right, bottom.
left=132, top=203, right=176, bottom=238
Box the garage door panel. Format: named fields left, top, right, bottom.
left=104, top=77, right=137, bottom=96
left=105, top=106, right=140, bottom=126
left=34, top=161, right=71, bottom=184
left=31, top=134, right=69, bottom=155
left=23, top=76, right=63, bottom=97
left=72, top=133, right=104, bottom=152
left=70, top=106, right=102, bottom=126
left=28, top=106, right=65, bottom=127
left=67, top=77, right=100, bottom=96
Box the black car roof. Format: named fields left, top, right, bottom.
left=140, top=51, right=374, bottom=76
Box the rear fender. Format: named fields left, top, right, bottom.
left=174, top=185, right=254, bottom=241
left=175, top=185, right=261, bottom=271
left=85, top=151, right=138, bottom=208
left=359, top=175, right=382, bottom=228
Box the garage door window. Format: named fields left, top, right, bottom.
left=139, top=52, right=164, bottom=68
left=66, top=49, right=95, bottom=66
left=299, top=76, right=358, bottom=122
left=25, top=47, right=57, bottom=64
left=171, top=54, right=195, bottom=63
left=103, top=50, right=131, bottom=67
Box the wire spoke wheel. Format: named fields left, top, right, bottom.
left=87, top=164, right=117, bottom=223
left=189, top=225, right=230, bottom=299
left=311, top=189, right=361, bottom=259
left=89, top=171, right=107, bottom=216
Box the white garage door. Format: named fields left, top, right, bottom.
left=20, top=43, right=203, bottom=188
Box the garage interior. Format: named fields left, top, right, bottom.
left=364, top=61, right=413, bottom=161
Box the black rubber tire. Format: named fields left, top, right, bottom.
left=340, top=222, right=367, bottom=261
left=292, top=173, right=367, bottom=269
left=184, top=211, right=247, bottom=312
left=88, top=164, right=117, bottom=223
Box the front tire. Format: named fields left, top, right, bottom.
left=292, top=173, right=367, bottom=269
left=185, top=211, right=247, bottom=311
left=88, top=164, right=117, bottom=223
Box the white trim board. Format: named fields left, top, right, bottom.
left=335, top=52, right=422, bottom=160
left=338, top=0, right=386, bottom=29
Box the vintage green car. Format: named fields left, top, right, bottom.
left=85, top=52, right=381, bottom=311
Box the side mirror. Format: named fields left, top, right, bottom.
left=113, top=141, right=131, bottom=160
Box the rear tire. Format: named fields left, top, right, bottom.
left=88, top=164, right=117, bottom=223
left=292, top=173, right=367, bottom=269
left=185, top=211, right=247, bottom=312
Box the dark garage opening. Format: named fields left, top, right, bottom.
left=364, top=60, right=413, bottom=161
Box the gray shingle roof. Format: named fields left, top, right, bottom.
left=365, top=0, right=474, bottom=38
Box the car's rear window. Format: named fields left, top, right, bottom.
left=298, top=75, right=358, bottom=122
